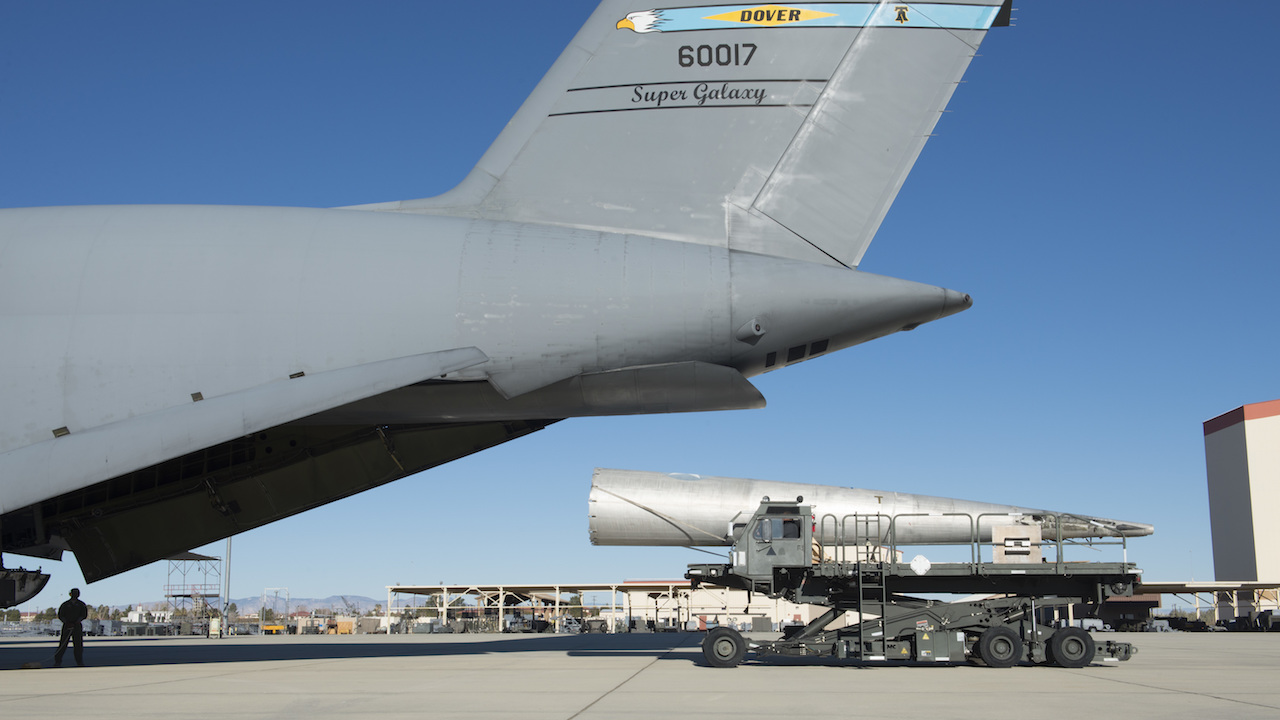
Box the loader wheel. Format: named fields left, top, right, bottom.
left=977, top=626, right=1022, bottom=668
left=1048, top=627, right=1095, bottom=668
left=703, top=627, right=747, bottom=668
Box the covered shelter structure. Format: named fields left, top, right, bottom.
left=385, top=580, right=825, bottom=634
left=387, top=582, right=680, bottom=634
left=1139, top=580, right=1280, bottom=629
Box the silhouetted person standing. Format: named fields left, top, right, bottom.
left=53, top=588, right=88, bottom=667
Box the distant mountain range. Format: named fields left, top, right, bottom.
left=230, top=595, right=383, bottom=614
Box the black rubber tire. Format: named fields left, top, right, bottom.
left=703, top=627, right=747, bottom=668
left=1048, top=627, right=1096, bottom=668
left=976, top=626, right=1023, bottom=668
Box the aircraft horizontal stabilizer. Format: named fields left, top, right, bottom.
left=526, top=361, right=766, bottom=416
left=484, top=361, right=763, bottom=413
left=312, top=362, right=765, bottom=423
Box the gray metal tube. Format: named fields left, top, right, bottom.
left=587, top=468, right=1153, bottom=547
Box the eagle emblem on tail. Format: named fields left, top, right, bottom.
left=617, top=10, right=667, bottom=33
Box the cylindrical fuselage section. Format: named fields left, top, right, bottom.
left=588, top=468, right=1153, bottom=546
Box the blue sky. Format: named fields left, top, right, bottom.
left=3, top=1, right=1277, bottom=611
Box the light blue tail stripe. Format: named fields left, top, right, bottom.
left=651, top=3, right=1000, bottom=32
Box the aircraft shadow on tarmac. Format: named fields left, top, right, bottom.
left=0, top=633, right=704, bottom=670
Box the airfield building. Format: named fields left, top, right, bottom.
left=1204, top=399, right=1280, bottom=582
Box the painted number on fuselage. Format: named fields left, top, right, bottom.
left=678, top=43, right=757, bottom=68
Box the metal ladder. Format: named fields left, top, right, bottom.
left=850, top=514, right=889, bottom=661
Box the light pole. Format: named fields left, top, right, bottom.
left=221, top=537, right=232, bottom=637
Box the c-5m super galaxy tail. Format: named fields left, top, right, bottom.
left=2, top=1, right=1010, bottom=598
left=354, top=0, right=1012, bottom=267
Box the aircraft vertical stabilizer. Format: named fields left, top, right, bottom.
left=352, top=1, right=1009, bottom=267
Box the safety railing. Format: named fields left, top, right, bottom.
left=814, top=511, right=1133, bottom=576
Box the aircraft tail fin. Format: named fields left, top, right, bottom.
left=353, top=1, right=1010, bottom=267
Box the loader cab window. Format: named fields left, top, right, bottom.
left=753, top=518, right=801, bottom=542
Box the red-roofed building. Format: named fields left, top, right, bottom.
left=1204, top=399, right=1280, bottom=616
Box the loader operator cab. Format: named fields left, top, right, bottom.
left=752, top=517, right=802, bottom=541
left=731, top=497, right=813, bottom=589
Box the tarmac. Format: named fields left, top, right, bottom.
left=2, top=631, right=1278, bottom=719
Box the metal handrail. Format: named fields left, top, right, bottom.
left=817, top=512, right=895, bottom=567
left=887, top=513, right=978, bottom=571
left=812, top=511, right=1134, bottom=577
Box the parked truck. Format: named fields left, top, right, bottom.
left=686, top=497, right=1139, bottom=668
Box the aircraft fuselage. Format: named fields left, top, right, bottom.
left=1, top=203, right=966, bottom=468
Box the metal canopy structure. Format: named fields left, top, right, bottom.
left=391, top=582, right=635, bottom=633
left=386, top=581, right=700, bottom=634
left=385, top=580, right=829, bottom=635
left=1139, top=580, right=1280, bottom=622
